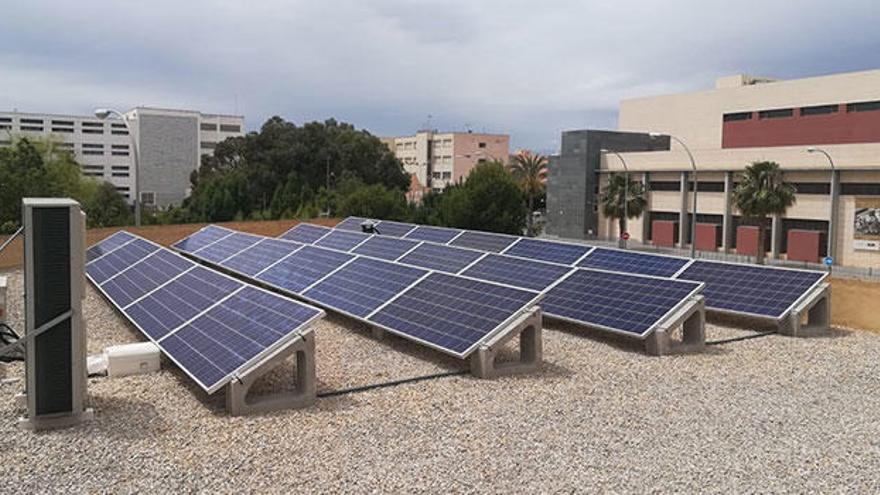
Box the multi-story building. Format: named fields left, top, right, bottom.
left=383, top=130, right=510, bottom=199
left=547, top=69, right=880, bottom=269
left=0, top=107, right=244, bottom=207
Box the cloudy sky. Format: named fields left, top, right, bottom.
left=1, top=1, right=878, bottom=152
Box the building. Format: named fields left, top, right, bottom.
left=383, top=130, right=509, bottom=196
left=0, top=107, right=244, bottom=207
left=546, top=69, right=880, bottom=269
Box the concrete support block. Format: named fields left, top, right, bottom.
left=779, top=283, right=831, bottom=336
left=18, top=408, right=94, bottom=431
left=644, top=295, right=706, bottom=356
left=370, top=326, right=386, bottom=339
left=226, top=329, right=316, bottom=416
left=470, top=307, right=543, bottom=379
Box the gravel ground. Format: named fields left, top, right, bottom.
left=1, top=268, right=879, bottom=493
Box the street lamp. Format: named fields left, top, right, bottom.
left=94, top=108, right=140, bottom=227
left=807, top=147, right=836, bottom=264
left=651, top=132, right=698, bottom=258
left=600, top=149, right=630, bottom=249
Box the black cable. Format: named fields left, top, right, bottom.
left=706, top=331, right=776, bottom=346
left=317, top=369, right=468, bottom=398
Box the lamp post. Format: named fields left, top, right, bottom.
left=95, top=108, right=140, bottom=227
left=651, top=133, right=698, bottom=258
left=601, top=149, right=630, bottom=249
left=807, top=147, right=836, bottom=264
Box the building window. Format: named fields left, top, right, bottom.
left=442, top=171, right=451, bottom=179
left=200, top=123, right=218, bottom=131
left=841, top=183, right=880, bottom=195
left=432, top=172, right=441, bottom=179
left=0, top=117, right=11, bottom=123
left=219, top=124, right=241, bottom=133
left=140, top=191, right=156, bottom=205
left=477, top=158, right=486, bottom=164
left=201, top=141, right=217, bottom=149
left=758, top=108, right=794, bottom=119
left=723, top=112, right=752, bottom=122
left=21, top=126, right=44, bottom=132
left=478, top=142, right=486, bottom=148
left=0, top=124, right=11, bottom=130
left=111, top=129, right=129, bottom=135
left=846, top=100, right=880, bottom=113
left=111, top=151, right=130, bottom=156
left=57, top=142, right=75, bottom=149
left=112, top=172, right=130, bottom=177
left=52, top=127, right=74, bottom=133
left=792, top=182, right=831, bottom=194
left=20, top=118, right=43, bottom=124
left=82, top=121, right=104, bottom=134
left=51, top=120, right=74, bottom=126
left=82, top=143, right=104, bottom=155
left=649, top=181, right=681, bottom=192
left=800, top=104, right=838, bottom=116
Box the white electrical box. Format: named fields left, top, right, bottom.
left=106, top=342, right=161, bottom=377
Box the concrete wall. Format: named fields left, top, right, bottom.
left=137, top=112, right=199, bottom=208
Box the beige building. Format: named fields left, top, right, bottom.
left=383, top=130, right=510, bottom=197
left=591, top=69, right=880, bottom=269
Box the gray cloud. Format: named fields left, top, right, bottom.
left=1, top=0, right=878, bottom=152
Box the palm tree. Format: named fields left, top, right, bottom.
left=598, top=173, right=647, bottom=247
left=509, top=152, right=548, bottom=236
left=732, top=161, right=796, bottom=265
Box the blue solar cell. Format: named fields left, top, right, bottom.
left=461, top=254, right=572, bottom=292
left=257, top=245, right=354, bottom=294
left=403, top=225, right=463, bottom=244
left=368, top=272, right=539, bottom=356
left=303, top=257, right=426, bottom=317
left=577, top=248, right=690, bottom=277
left=449, top=231, right=518, bottom=253
left=193, top=232, right=262, bottom=263
left=335, top=217, right=368, bottom=231
left=397, top=243, right=484, bottom=274
left=503, top=238, right=591, bottom=265
left=352, top=236, right=420, bottom=261
left=100, top=250, right=193, bottom=307
left=124, top=266, right=241, bottom=340
left=173, top=225, right=233, bottom=253
left=314, top=230, right=370, bottom=251
left=677, top=260, right=825, bottom=318
left=374, top=220, right=417, bottom=237
left=87, top=231, right=135, bottom=262
left=542, top=269, right=702, bottom=336
left=86, top=238, right=159, bottom=284
left=279, top=223, right=332, bottom=243
left=221, top=239, right=301, bottom=276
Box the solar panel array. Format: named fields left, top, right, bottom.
left=329, top=217, right=827, bottom=321
left=86, top=232, right=324, bottom=394
left=176, top=226, right=543, bottom=358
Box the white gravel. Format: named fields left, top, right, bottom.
left=1, top=268, right=879, bottom=493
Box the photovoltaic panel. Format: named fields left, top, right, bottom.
left=460, top=254, right=573, bottom=292
left=577, top=248, right=690, bottom=278
left=279, top=223, right=332, bottom=243
left=352, top=236, right=420, bottom=261
left=302, top=257, right=427, bottom=317
left=256, top=245, right=354, bottom=294
left=87, top=238, right=159, bottom=284
left=100, top=250, right=193, bottom=307
left=87, top=231, right=135, bottom=262
left=404, top=225, right=463, bottom=244
left=542, top=269, right=702, bottom=337
left=449, top=230, right=518, bottom=253
left=397, top=243, right=484, bottom=274
left=221, top=239, right=301, bottom=276
left=194, top=232, right=262, bottom=263
left=374, top=220, right=417, bottom=237
left=314, top=229, right=370, bottom=251
left=367, top=272, right=540, bottom=357
left=172, top=225, right=233, bottom=253
left=503, top=238, right=592, bottom=265
left=676, top=260, right=825, bottom=318
left=158, top=285, right=322, bottom=393
left=334, top=216, right=368, bottom=231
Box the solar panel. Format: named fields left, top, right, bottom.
left=221, top=239, right=301, bottom=276
left=542, top=269, right=703, bottom=337
left=256, top=245, right=354, bottom=294
left=676, top=260, right=826, bottom=318
left=503, top=238, right=592, bottom=265
left=100, top=250, right=192, bottom=307
left=193, top=232, right=262, bottom=263
left=374, top=220, right=417, bottom=237
left=577, top=248, right=690, bottom=278
left=404, top=225, right=463, bottom=244
left=314, top=229, right=370, bottom=251
left=367, top=272, right=540, bottom=357
left=302, top=257, right=426, bottom=317
left=449, top=230, right=518, bottom=253
left=158, top=286, right=322, bottom=393
left=460, top=254, right=573, bottom=292
left=397, top=243, right=484, bottom=274
left=87, top=231, right=135, bottom=262
left=172, top=225, right=233, bottom=253
left=87, top=238, right=159, bottom=284
left=352, top=236, right=420, bottom=261
left=334, top=216, right=367, bottom=231
left=279, top=223, right=332, bottom=243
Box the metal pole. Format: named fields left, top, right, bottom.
left=808, top=148, right=835, bottom=264
left=668, top=135, right=698, bottom=259
left=99, top=109, right=140, bottom=226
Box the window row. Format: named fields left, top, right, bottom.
left=723, top=99, right=880, bottom=122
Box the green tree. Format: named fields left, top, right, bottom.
left=509, top=152, right=547, bottom=236
left=598, top=173, right=647, bottom=247
left=337, top=180, right=408, bottom=221
left=84, top=181, right=133, bottom=227
left=437, top=161, right=526, bottom=234
left=732, top=161, right=796, bottom=264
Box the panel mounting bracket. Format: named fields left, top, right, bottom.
left=644, top=294, right=706, bottom=356
left=779, top=282, right=831, bottom=336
